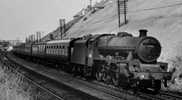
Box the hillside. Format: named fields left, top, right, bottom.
left=66, top=0, right=182, bottom=62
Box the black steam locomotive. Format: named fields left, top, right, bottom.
left=13, top=29, right=171, bottom=92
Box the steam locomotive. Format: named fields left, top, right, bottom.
left=13, top=29, right=171, bottom=92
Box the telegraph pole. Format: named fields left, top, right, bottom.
left=59, top=19, right=66, bottom=39
left=123, top=0, right=127, bottom=24
left=117, top=0, right=127, bottom=27
left=36, top=32, right=41, bottom=42
left=90, top=0, right=92, bottom=7
left=117, top=0, right=121, bottom=27
left=89, top=0, right=93, bottom=10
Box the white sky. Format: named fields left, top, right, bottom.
left=0, top=0, right=100, bottom=41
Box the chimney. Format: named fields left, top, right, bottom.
left=139, top=29, right=147, bottom=37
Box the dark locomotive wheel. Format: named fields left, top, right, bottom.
left=102, top=72, right=111, bottom=84
left=146, top=80, right=161, bottom=93
left=74, top=66, right=81, bottom=76
left=77, top=66, right=83, bottom=76
left=96, top=70, right=103, bottom=81
left=153, top=80, right=161, bottom=93
left=71, top=66, right=76, bottom=73
left=110, top=63, right=120, bottom=86
left=71, top=65, right=78, bottom=76
left=95, top=64, right=105, bottom=81
left=111, top=73, right=120, bottom=86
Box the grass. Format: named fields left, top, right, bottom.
left=0, top=63, right=30, bottom=100
left=0, top=62, right=59, bottom=100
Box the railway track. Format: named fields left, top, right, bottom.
left=91, top=80, right=182, bottom=100
left=2, top=52, right=182, bottom=100
left=159, top=91, right=182, bottom=100
left=74, top=78, right=141, bottom=100
left=139, top=91, right=182, bottom=100
left=87, top=75, right=182, bottom=100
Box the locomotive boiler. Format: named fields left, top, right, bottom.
left=96, top=30, right=161, bottom=63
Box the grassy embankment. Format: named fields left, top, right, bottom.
left=0, top=61, right=58, bottom=100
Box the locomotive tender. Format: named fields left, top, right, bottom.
left=13, top=29, right=171, bottom=92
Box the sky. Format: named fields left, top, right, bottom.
left=0, top=0, right=100, bottom=41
